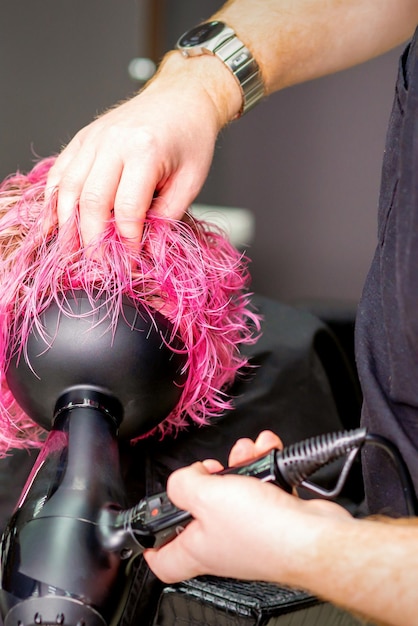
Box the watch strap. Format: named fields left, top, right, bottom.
left=177, top=22, right=264, bottom=116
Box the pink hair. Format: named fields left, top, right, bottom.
left=0, top=157, right=260, bottom=455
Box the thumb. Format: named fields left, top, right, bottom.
left=166, top=461, right=212, bottom=512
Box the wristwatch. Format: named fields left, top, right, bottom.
left=176, top=20, right=264, bottom=116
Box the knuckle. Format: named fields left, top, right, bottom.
left=120, top=126, right=158, bottom=156
left=115, top=198, right=140, bottom=219
left=58, top=172, right=82, bottom=194
left=80, top=189, right=106, bottom=214
left=134, top=128, right=156, bottom=151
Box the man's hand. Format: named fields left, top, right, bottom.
left=144, top=430, right=350, bottom=584
left=45, top=52, right=241, bottom=248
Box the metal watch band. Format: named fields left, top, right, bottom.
left=177, top=23, right=264, bottom=116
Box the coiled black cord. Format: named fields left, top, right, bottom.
left=276, top=427, right=418, bottom=516
left=364, top=433, right=418, bottom=516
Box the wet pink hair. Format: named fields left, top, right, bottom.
left=0, top=157, right=260, bottom=455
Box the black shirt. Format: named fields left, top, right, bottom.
left=356, top=28, right=418, bottom=516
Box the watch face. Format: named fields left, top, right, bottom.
left=178, top=21, right=225, bottom=48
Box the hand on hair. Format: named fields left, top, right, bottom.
left=45, top=62, right=225, bottom=247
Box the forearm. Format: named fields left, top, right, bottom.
left=155, top=0, right=417, bottom=129
left=215, top=0, right=418, bottom=92
left=286, top=514, right=418, bottom=626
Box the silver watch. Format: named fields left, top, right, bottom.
left=176, top=20, right=264, bottom=116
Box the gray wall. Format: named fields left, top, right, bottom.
left=204, top=50, right=400, bottom=305
left=1, top=0, right=403, bottom=306
left=1, top=0, right=140, bottom=175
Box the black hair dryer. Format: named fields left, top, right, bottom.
left=0, top=291, right=187, bottom=626
left=3, top=292, right=417, bottom=626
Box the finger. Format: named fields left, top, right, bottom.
left=45, top=137, right=93, bottom=226
left=254, top=430, right=283, bottom=453
left=55, top=163, right=99, bottom=234
left=78, top=155, right=123, bottom=244
left=147, top=167, right=206, bottom=222
left=228, top=438, right=258, bottom=466
left=114, top=164, right=201, bottom=246
left=45, top=138, right=82, bottom=203
left=229, top=431, right=283, bottom=467
left=202, top=458, right=224, bottom=474
left=144, top=528, right=202, bottom=583
left=113, top=161, right=158, bottom=245
left=166, top=462, right=211, bottom=512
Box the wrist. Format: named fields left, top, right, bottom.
left=267, top=499, right=356, bottom=589
left=176, top=20, right=265, bottom=117
left=155, top=51, right=243, bottom=128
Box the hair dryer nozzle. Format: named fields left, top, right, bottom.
left=4, top=595, right=107, bottom=626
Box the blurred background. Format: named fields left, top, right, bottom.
left=1, top=0, right=403, bottom=306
